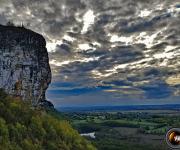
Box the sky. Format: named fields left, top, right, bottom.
left=0, top=0, right=180, bottom=107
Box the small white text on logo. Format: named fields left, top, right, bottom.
left=174, top=136, right=180, bottom=142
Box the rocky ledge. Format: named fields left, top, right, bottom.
left=0, top=24, right=53, bottom=108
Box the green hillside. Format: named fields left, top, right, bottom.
left=0, top=89, right=96, bottom=150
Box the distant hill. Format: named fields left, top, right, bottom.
left=58, top=104, right=180, bottom=112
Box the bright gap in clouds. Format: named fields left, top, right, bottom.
left=110, top=34, right=133, bottom=44
left=78, top=43, right=93, bottom=51
left=138, top=9, right=152, bottom=17
left=109, top=28, right=166, bottom=49
left=46, top=35, right=75, bottom=52
left=46, top=40, right=63, bottom=52
left=50, top=56, right=100, bottom=67
left=81, top=10, right=95, bottom=34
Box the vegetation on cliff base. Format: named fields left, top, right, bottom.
left=0, top=89, right=96, bottom=150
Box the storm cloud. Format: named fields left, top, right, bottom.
left=0, top=0, right=180, bottom=106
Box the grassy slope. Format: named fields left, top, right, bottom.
left=0, top=89, right=96, bottom=150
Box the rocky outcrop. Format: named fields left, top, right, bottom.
left=0, top=25, right=53, bottom=108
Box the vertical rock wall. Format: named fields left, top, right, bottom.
left=0, top=25, right=53, bottom=107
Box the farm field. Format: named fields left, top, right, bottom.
left=65, top=110, right=180, bottom=150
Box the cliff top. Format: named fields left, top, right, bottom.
left=0, top=24, right=46, bottom=46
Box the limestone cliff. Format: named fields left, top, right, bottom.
left=0, top=25, right=53, bottom=108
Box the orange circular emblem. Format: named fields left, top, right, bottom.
left=166, top=128, right=180, bottom=149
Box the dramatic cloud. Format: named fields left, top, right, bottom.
left=0, top=0, right=180, bottom=106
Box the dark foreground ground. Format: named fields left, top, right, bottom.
left=64, top=109, right=180, bottom=150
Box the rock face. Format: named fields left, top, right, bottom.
left=0, top=25, right=53, bottom=108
